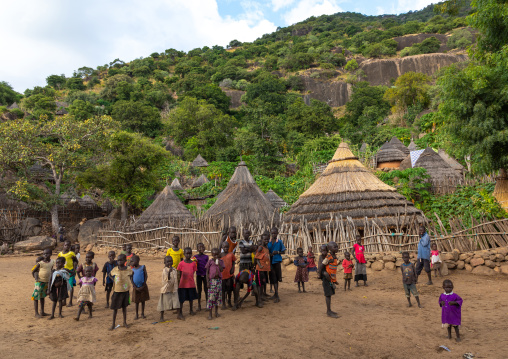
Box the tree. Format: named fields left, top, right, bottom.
left=68, top=99, right=95, bottom=121
left=0, top=81, right=22, bottom=106
left=22, top=94, right=57, bottom=120
left=0, top=115, right=118, bottom=233
left=66, top=77, right=86, bottom=90
left=78, top=131, right=167, bottom=220
left=285, top=98, right=336, bottom=138
left=384, top=72, right=431, bottom=113
left=112, top=100, right=162, bottom=137
left=46, top=74, right=67, bottom=89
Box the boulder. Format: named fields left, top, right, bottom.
left=441, top=252, right=454, bottom=261
left=445, top=261, right=457, bottom=269
left=385, top=262, right=396, bottom=271
left=452, top=249, right=460, bottom=261
left=470, top=257, right=485, bottom=267
left=495, top=254, right=505, bottom=262
left=366, top=261, right=372, bottom=268
left=464, top=257, right=471, bottom=264
left=494, top=266, right=501, bottom=273
left=500, top=265, right=508, bottom=275
left=383, top=255, right=396, bottom=262
left=78, top=219, right=103, bottom=246
left=472, top=266, right=496, bottom=276
left=19, top=218, right=42, bottom=237
left=371, top=261, right=384, bottom=271
left=484, top=260, right=496, bottom=269
left=464, top=264, right=473, bottom=272
left=440, top=262, right=449, bottom=276
left=395, top=259, right=404, bottom=267
left=459, top=253, right=469, bottom=261
left=489, top=254, right=497, bottom=262
left=456, top=260, right=465, bottom=270
left=480, top=252, right=491, bottom=260
left=495, top=247, right=508, bottom=256
left=282, top=258, right=291, bottom=266
left=13, top=236, right=56, bottom=252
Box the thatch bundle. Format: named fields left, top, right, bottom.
left=191, top=154, right=209, bottom=167
left=438, top=149, right=465, bottom=176
left=389, top=136, right=410, bottom=155
left=135, top=186, right=195, bottom=227
left=170, top=177, right=184, bottom=191
left=192, top=174, right=209, bottom=188
left=408, top=140, right=418, bottom=151
left=203, top=161, right=279, bottom=227
left=285, top=142, right=425, bottom=228
left=265, top=189, right=287, bottom=208
left=376, top=141, right=406, bottom=166
left=414, top=147, right=462, bottom=189
left=493, top=169, right=508, bottom=211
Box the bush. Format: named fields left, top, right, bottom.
left=344, top=59, right=359, bottom=71
left=401, top=36, right=441, bottom=57
left=285, top=76, right=305, bottom=92
left=447, top=28, right=473, bottom=49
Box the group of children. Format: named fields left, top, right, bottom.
left=30, top=226, right=462, bottom=342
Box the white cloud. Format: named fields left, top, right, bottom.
left=0, top=0, right=276, bottom=92
left=282, top=0, right=342, bottom=25
left=395, top=0, right=436, bottom=13
left=376, top=6, right=386, bottom=15
left=271, top=0, right=296, bottom=12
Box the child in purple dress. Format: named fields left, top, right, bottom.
left=439, top=279, right=463, bottom=342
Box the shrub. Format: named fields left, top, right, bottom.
left=447, top=28, right=473, bottom=49
left=344, top=59, right=359, bottom=71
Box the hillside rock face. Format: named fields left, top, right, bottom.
left=359, top=53, right=468, bottom=86
left=301, top=77, right=352, bottom=107
left=393, top=33, right=449, bottom=51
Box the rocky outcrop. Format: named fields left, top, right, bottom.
left=300, top=77, right=352, bottom=107
left=393, top=33, right=448, bottom=52
left=14, top=236, right=56, bottom=252
left=223, top=90, right=245, bottom=109
left=359, top=53, right=468, bottom=86
left=78, top=219, right=103, bottom=246
left=19, top=218, right=42, bottom=238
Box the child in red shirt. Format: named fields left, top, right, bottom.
left=176, top=247, right=198, bottom=320
left=342, top=252, right=354, bottom=291
left=220, top=241, right=236, bottom=309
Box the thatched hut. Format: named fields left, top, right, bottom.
left=7, top=102, right=19, bottom=110
left=203, top=161, right=279, bottom=226
left=170, top=177, right=184, bottom=191
left=192, top=174, right=209, bottom=188
left=191, top=154, right=209, bottom=168
left=493, top=169, right=508, bottom=211
left=79, top=195, right=99, bottom=209
left=135, top=186, right=195, bottom=227
left=408, top=140, right=418, bottom=151
left=286, top=142, right=425, bottom=229
left=389, top=136, right=410, bottom=155
left=414, top=147, right=462, bottom=193
left=55, top=102, right=69, bottom=116
left=101, top=199, right=114, bottom=214
left=438, top=149, right=465, bottom=177
left=399, top=155, right=412, bottom=171
left=376, top=142, right=406, bottom=169
left=359, top=142, right=367, bottom=153
left=265, top=189, right=287, bottom=209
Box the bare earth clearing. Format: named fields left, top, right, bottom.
left=2, top=254, right=507, bottom=359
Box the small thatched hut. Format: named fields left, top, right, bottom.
left=376, top=142, right=406, bottom=169
left=170, top=177, right=184, bottom=191
left=191, top=154, right=209, bottom=168
left=203, top=161, right=279, bottom=226
left=7, top=102, right=19, bottom=110
left=399, top=155, right=412, bottom=171
left=414, top=147, right=462, bottom=193
left=389, top=136, right=410, bottom=155
left=408, top=140, right=418, bottom=151
left=493, top=169, right=508, bottom=211
left=55, top=102, right=69, bottom=116
left=101, top=199, right=114, bottom=214
left=192, top=174, right=209, bottom=188
left=265, top=189, right=287, bottom=208
left=438, top=149, right=465, bottom=177
left=286, top=142, right=425, bottom=229
left=135, top=186, right=195, bottom=227
left=359, top=142, right=367, bottom=153
left=80, top=195, right=99, bottom=209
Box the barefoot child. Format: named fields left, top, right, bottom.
left=48, top=257, right=71, bottom=320
left=32, top=249, right=54, bottom=317
left=351, top=234, right=367, bottom=287
left=439, top=279, right=462, bottom=342
left=307, top=246, right=317, bottom=273
left=431, top=243, right=442, bottom=278
left=158, top=256, right=179, bottom=321
left=267, top=227, right=285, bottom=303
left=193, top=242, right=209, bottom=311
left=102, top=251, right=117, bottom=308
left=401, top=251, right=422, bottom=308
left=317, top=244, right=328, bottom=279
left=76, top=251, right=99, bottom=279
left=342, top=252, right=354, bottom=291
left=220, top=241, right=236, bottom=309
left=239, top=228, right=255, bottom=271
left=255, top=231, right=271, bottom=300
left=205, top=247, right=224, bottom=320
left=166, top=236, right=184, bottom=269
left=320, top=242, right=339, bottom=318
left=125, top=244, right=134, bottom=268
left=131, top=255, right=149, bottom=320
left=58, top=240, right=78, bottom=306
left=75, top=266, right=97, bottom=321
left=294, top=247, right=308, bottom=293
left=109, top=254, right=133, bottom=330
left=177, top=247, right=198, bottom=320
left=232, top=269, right=262, bottom=310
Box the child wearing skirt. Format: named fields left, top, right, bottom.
left=158, top=256, right=180, bottom=321
left=131, top=255, right=150, bottom=320
left=75, top=266, right=97, bottom=321
left=294, top=247, right=309, bottom=293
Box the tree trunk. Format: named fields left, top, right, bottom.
left=121, top=199, right=128, bottom=221
left=50, top=204, right=59, bottom=235
left=493, top=168, right=508, bottom=211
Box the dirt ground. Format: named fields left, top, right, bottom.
left=2, top=254, right=507, bottom=359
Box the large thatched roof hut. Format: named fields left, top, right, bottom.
left=191, top=154, right=209, bottom=168
left=265, top=189, right=287, bottom=208
left=135, top=186, right=195, bottom=227
left=376, top=141, right=406, bottom=169
left=170, top=177, right=184, bottom=191
left=414, top=147, right=462, bottom=193
left=203, top=161, right=279, bottom=226
left=286, top=143, right=425, bottom=228
left=192, top=174, right=209, bottom=188
left=438, top=149, right=465, bottom=177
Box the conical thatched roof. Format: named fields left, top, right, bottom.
left=60, top=188, right=79, bottom=205
left=438, top=149, right=465, bottom=176
left=192, top=174, right=209, bottom=188
left=408, top=140, right=418, bottom=151
left=265, top=189, right=287, bottom=208
left=191, top=154, right=208, bottom=167
left=359, top=142, right=367, bottom=153
left=389, top=136, right=410, bottom=155
left=79, top=195, right=98, bottom=208
left=101, top=198, right=114, bottom=213
left=135, top=186, right=195, bottom=227
left=376, top=142, right=406, bottom=164
left=7, top=102, right=19, bottom=110
left=203, top=161, right=279, bottom=226
left=170, top=177, right=184, bottom=191
left=414, top=147, right=462, bottom=189
left=399, top=155, right=412, bottom=170
left=286, top=143, right=425, bottom=228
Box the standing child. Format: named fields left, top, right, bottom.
left=255, top=231, right=271, bottom=300
left=220, top=241, right=236, bottom=309
left=351, top=234, right=367, bottom=287
left=439, top=279, right=463, bottom=342
left=267, top=227, right=286, bottom=303
left=431, top=243, right=442, bottom=278
left=166, top=236, right=184, bottom=269
left=238, top=228, right=255, bottom=271
left=176, top=247, right=198, bottom=320
left=294, top=247, right=308, bottom=293
left=317, top=244, right=328, bottom=279
left=75, top=266, right=97, bottom=321
left=205, top=248, right=224, bottom=320
left=320, top=242, right=339, bottom=318
left=74, top=243, right=81, bottom=262
left=58, top=240, right=78, bottom=306
left=192, top=242, right=209, bottom=311
left=158, top=256, right=179, bottom=321
left=102, top=251, right=117, bottom=308
left=109, top=254, right=133, bottom=330
left=32, top=249, right=54, bottom=317
left=131, top=255, right=149, bottom=320
left=125, top=244, right=134, bottom=268
left=48, top=257, right=70, bottom=320
left=76, top=251, right=99, bottom=279
left=401, top=252, right=422, bottom=308
left=342, top=252, right=354, bottom=291
left=307, top=246, right=317, bottom=273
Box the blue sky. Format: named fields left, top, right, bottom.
left=1, top=0, right=436, bottom=93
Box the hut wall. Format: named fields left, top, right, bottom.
left=377, top=161, right=401, bottom=169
